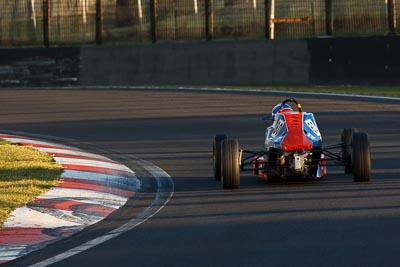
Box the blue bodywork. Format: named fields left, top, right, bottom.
left=302, top=113, right=322, bottom=149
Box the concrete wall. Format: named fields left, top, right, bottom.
left=308, top=36, right=400, bottom=85
left=0, top=36, right=399, bottom=86
left=79, top=40, right=309, bottom=86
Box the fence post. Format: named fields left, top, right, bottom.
left=43, top=0, right=50, bottom=47
left=325, top=0, right=333, bottom=35
left=265, top=0, right=276, bottom=39
left=96, top=0, right=103, bottom=45
left=387, top=0, right=397, bottom=35
left=205, top=0, right=214, bottom=40
left=150, top=0, right=157, bottom=43
left=265, top=0, right=271, bottom=39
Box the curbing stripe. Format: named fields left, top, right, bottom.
left=0, top=134, right=141, bottom=264
left=60, top=170, right=140, bottom=188
left=55, top=157, right=134, bottom=174
left=28, top=187, right=129, bottom=208
left=28, top=200, right=117, bottom=218
left=60, top=175, right=139, bottom=193
left=35, top=147, right=115, bottom=162
left=57, top=180, right=136, bottom=198
left=3, top=207, right=83, bottom=228
left=28, top=159, right=174, bottom=267
left=0, top=228, right=58, bottom=245
left=0, top=137, right=81, bottom=151
left=61, top=164, right=136, bottom=177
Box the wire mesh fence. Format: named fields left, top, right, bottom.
left=394, top=0, right=400, bottom=31
left=332, top=0, right=388, bottom=36
left=102, top=0, right=150, bottom=44
left=0, top=0, right=43, bottom=46
left=0, top=0, right=399, bottom=47
left=212, top=0, right=265, bottom=40
left=49, top=0, right=97, bottom=44
left=273, top=0, right=324, bottom=39
left=156, top=0, right=205, bottom=41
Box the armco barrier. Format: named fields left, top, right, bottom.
left=0, top=36, right=399, bottom=86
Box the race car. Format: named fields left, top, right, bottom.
left=213, top=98, right=371, bottom=189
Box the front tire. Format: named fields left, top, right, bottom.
left=352, top=132, right=371, bottom=182
left=213, top=134, right=227, bottom=181
left=221, top=139, right=240, bottom=189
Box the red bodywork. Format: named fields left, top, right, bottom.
left=280, top=112, right=313, bottom=152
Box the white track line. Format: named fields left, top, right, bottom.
left=86, top=86, right=400, bottom=102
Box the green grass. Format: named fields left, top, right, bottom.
left=75, top=84, right=400, bottom=98
left=0, top=140, right=63, bottom=227
left=177, top=85, right=400, bottom=98
left=250, top=86, right=400, bottom=97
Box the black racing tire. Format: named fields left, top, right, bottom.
left=341, top=128, right=357, bottom=174
left=213, top=134, right=227, bottom=181
left=352, top=132, right=371, bottom=182
left=221, top=139, right=240, bottom=189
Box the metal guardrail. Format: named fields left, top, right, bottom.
left=0, top=0, right=398, bottom=47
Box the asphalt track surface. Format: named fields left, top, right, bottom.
left=1, top=88, right=400, bottom=267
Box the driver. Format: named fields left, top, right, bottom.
left=271, top=103, right=293, bottom=121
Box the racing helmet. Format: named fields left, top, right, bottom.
left=271, top=103, right=293, bottom=117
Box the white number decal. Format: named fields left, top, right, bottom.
left=271, top=119, right=285, bottom=138
left=305, top=119, right=320, bottom=137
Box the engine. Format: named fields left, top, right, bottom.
left=264, top=148, right=323, bottom=178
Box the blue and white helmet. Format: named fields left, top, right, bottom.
left=271, top=103, right=292, bottom=117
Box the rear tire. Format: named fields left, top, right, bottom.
left=352, top=132, right=371, bottom=182
left=342, top=128, right=357, bottom=174
left=213, top=134, right=227, bottom=181
left=221, top=139, right=240, bottom=189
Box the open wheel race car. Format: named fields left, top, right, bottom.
left=213, top=98, right=371, bottom=189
